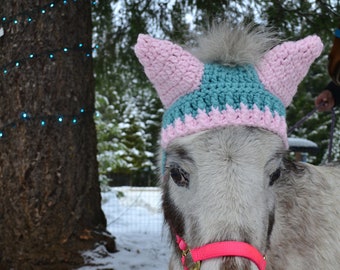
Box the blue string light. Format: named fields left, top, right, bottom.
left=1, top=43, right=97, bottom=76
left=0, top=0, right=97, bottom=29
left=0, top=108, right=95, bottom=140
left=0, top=1, right=99, bottom=139
left=21, top=112, right=29, bottom=119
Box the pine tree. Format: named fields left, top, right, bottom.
left=93, top=0, right=162, bottom=185
left=0, top=1, right=115, bottom=268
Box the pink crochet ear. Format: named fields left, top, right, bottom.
left=134, top=34, right=204, bottom=108
left=256, top=35, right=323, bottom=107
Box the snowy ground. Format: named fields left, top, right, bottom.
left=77, top=186, right=171, bottom=270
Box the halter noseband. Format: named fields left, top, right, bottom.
left=176, top=235, right=267, bottom=270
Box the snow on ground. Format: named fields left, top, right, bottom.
left=77, top=186, right=171, bottom=270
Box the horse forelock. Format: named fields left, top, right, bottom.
left=191, top=22, right=280, bottom=66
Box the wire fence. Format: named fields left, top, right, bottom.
left=103, top=186, right=164, bottom=234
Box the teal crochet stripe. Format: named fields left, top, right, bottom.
left=162, top=64, right=285, bottom=128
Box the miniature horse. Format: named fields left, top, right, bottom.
left=135, top=23, right=340, bottom=270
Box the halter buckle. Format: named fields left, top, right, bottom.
left=191, top=261, right=201, bottom=270
left=181, top=248, right=201, bottom=270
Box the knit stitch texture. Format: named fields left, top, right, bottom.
left=134, top=30, right=323, bottom=150
left=135, top=34, right=204, bottom=108
left=161, top=63, right=287, bottom=147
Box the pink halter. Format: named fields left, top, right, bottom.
left=176, top=235, right=266, bottom=270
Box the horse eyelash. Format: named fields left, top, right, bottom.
left=167, top=163, right=190, bottom=188
left=269, top=168, right=281, bottom=186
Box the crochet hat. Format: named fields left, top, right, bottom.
left=134, top=25, right=323, bottom=150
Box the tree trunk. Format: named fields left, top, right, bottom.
left=0, top=1, right=115, bottom=269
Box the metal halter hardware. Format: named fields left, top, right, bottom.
left=181, top=248, right=201, bottom=270
left=176, top=235, right=267, bottom=270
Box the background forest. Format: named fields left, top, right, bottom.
left=92, top=0, right=340, bottom=186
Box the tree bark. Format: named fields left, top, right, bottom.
left=0, top=1, right=115, bottom=269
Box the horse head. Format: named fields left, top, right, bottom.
left=135, top=23, right=325, bottom=270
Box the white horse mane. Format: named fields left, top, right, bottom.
left=191, top=22, right=280, bottom=66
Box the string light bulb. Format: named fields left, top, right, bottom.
left=21, top=112, right=29, bottom=119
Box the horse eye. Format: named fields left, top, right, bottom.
left=169, top=165, right=189, bottom=188
left=269, top=168, right=281, bottom=186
